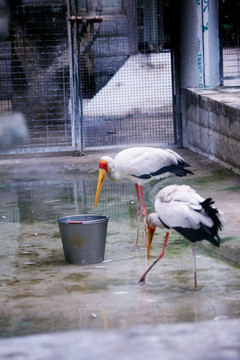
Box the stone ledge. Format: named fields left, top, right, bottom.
left=186, top=87, right=240, bottom=174
left=189, top=86, right=240, bottom=113
left=0, top=319, right=239, bottom=360
left=201, top=238, right=240, bottom=265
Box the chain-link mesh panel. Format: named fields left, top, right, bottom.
left=0, top=41, right=11, bottom=111
left=220, top=0, right=240, bottom=85
left=0, top=2, right=72, bottom=152
left=0, top=0, right=174, bottom=154
left=80, top=0, right=174, bottom=150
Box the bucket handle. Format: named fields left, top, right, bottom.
left=68, top=221, right=83, bottom=224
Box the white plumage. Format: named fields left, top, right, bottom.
left=139, top=184, right=223, bottom=290
left=100, top=147, right=192, bottom=184
left=154, top=184, right=215, bottom=230
left=94, top=147, right=193, bottom=244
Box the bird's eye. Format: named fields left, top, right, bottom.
left=104, top=163, right=108, bottom=170
left=99, top=160, right=109, bottom=172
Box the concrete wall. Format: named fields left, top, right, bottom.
left=185, top=88, right=240, bottom=175
left=174, top=0, right=221, bottom=147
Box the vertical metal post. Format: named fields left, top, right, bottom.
left=196, top=0, right=204, bottom=87
left=127, top=0, right=138, bottom=55
left=179, top=0, right=219, bottom=89
left=143, top=0, right=158, bottom=47
left=203, top=0, right=210, bottom=87
left=219, top=2, right=224, bottom=86
left=67, top=0, right=82, bottom=153
left=151, top=0, right=159, bottom=46
left=170, top=0, right=182, bottom=146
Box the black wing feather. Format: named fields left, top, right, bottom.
left=173, top=198, right=222, bottom=247
left=131, top=161, right=194, bottom=179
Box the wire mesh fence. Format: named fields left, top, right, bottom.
left=2, top=0, right=239, bottom=154
left=11, top=3, right=72, bottom=151
left=220, top=0, right=240, bottom=85
left=0, top=0, right=175, bottom=154
left=82, top=51, right=173, bottom=150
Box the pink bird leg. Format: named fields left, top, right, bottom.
left=190, top=242, right=198, bottom=291
left=135, top=184, right=147, bottom=246
left=139, top=231, right=170, bottom=283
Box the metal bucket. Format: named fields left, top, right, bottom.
left=57, top=215, right=108, bottom=265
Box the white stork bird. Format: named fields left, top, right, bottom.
left=138, top=184, right=223, bottom=290
left=94, top=147, right=193, bottom=244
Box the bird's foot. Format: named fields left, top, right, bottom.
left=138, top=275, right=146, bottom=284
left=132, top=242, right=139, bottom=249
left=135, top=226, right=140, bottom=246
left=142, top=208, right=147, bottom=218
left=132, top=242, right=145, bottom=251
left=137, top=207, right=142, bottom=217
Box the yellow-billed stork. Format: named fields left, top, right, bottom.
left=138, top=184, right=224, bottom=290
left=94, top=147, right=193, bottom=244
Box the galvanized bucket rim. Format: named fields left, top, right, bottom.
left=57, top=214, right=109, bottom=225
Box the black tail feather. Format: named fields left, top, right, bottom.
left=201, top=198, right=223, bottom=232
left=174, top=167, right=194, bottom=177
left=171, top=161, right=194, bottom=177
left=132, top=161, right=194, bottom=179
left=200, top=198, right=222, bottom=247
left=150, top=161, right=194, bottom=178
left=173, top=198, right=222, bottom=247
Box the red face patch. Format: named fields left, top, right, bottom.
left=99, top=160, right=109, bottom=173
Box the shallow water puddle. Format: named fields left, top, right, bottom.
left=0, top=173, right=239, bottom=338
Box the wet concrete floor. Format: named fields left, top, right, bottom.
left=0, top=148, right=239, bottom=338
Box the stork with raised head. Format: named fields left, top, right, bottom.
left=139, top=184, right=223, bottom=290
left=94, top=147, right=193, bottom=244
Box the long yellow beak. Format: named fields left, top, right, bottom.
left=94, top=168, right=107, bottom=208
left=147, top=220, right=156, bottom=260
